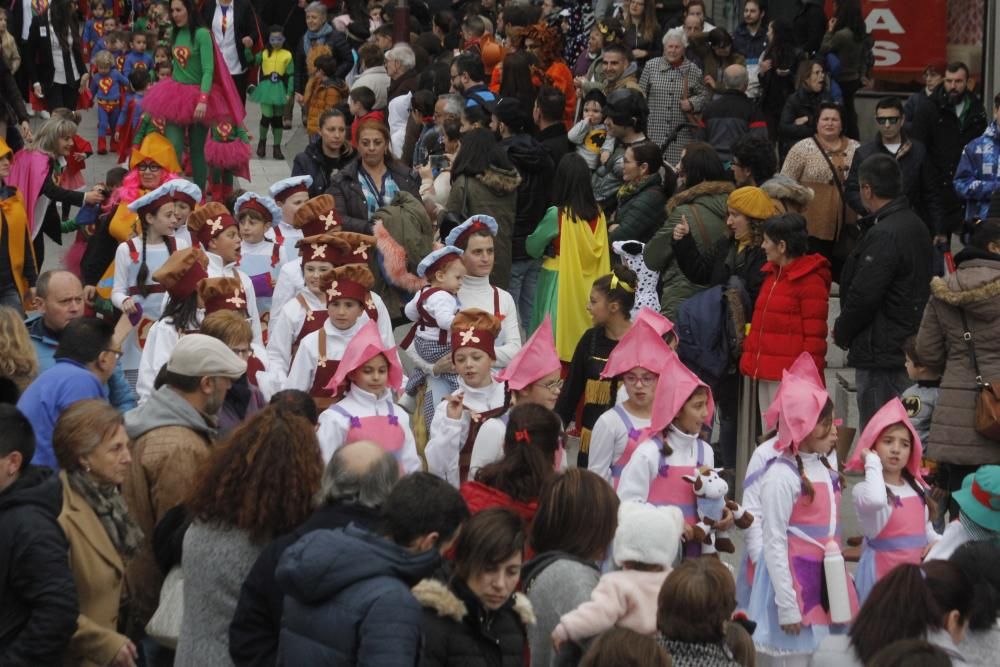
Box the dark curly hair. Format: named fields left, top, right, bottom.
left=186, top=405, right=324, bottom=543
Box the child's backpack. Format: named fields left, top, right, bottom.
left=675, top=276, right=751, bottom=388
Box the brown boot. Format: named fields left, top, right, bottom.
left=273, top=145, right=284, bottom=160
left=256, top=137, right=266, bottom=158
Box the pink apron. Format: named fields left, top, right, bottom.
left=647, top=435, right=705, bottom=558
left=867, top=495, right=928, bottom=579
left=327, top=401, right=405, bottom=463
left=609, top=405, right=644, bottom=490
left=777, top=458, right=860, bottom=626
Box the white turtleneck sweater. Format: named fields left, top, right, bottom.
left=457, top=274, right=522, bottom=368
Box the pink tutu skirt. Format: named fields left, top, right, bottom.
left=142, top=78, right=235, bottom=126
left=60, top=170, right=85, bottom=191
left=205, top=139, right=251, bottom=179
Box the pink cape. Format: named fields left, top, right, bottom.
left=141, top=31, right=245, bottom=127
left=7, top=149, right=53, bottom=236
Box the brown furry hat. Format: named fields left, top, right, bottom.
left=187, top=201, right=237, bottom=248
left=297, top=233, right=355, bottom=265
left=152, top=247, right=210, bottom=300
left=293, top=195, right=342, bottom=236
left=198, top=276, right=248, bottom=315
left=330, top=231, right=377, bottom=265
left=319, top=264, right=375, bottom=305
left=451, top=308, right=502, bottom=359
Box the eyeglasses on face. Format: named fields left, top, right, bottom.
left=136, top=161, right=162, bottom=172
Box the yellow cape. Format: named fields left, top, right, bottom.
left=0, top=190, right=38, bottom=303
left=554, top=209, right=610, bottom=361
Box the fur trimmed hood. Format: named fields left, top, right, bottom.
left=930, top=258, right=1000, bottom=321
left=761, top=174, right=814, bottom=209
left=666, top=180, right=735, bottom=214
left=477, top=166, right=522, bottom=196
left=412, top=579, right=536, bottom=626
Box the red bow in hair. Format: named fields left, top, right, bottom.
left=515, top=430, right=531, bottom=443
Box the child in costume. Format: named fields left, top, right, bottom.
left=567, top=89, right=608, bottom=171
left=123, top=30, right=154, bottom=77
left=90, top=50, right=130, bottom=155
left=900, top=336, right=941, bottom=448
left=234, top=192, right=285, bottom=338
left=115, top=180, right=193, bottom=376
left=315, top=319, right=421, bottom=470
left=925, top=466, right=1000, bottom=561
left=186, top=201, right=262, bottom=345
left=83, top=3, right=110, bottom=58
left=116, top=70, right=150, bottom=164
left=847, top=398, right=940, bottom=603
left=468, top=316, right=563, bottom=479
left=737, top=351, right=828, bottom=613
left=402, top=245, right=466, bottom=425
left=555, top=267, right=636, bottom=468
left=746, top=369, right=858, bottom=663
left=250, top=25, right=295, bottom=160
left=204, top=120, right=251, bottom=203
left=169, top=177, right=198, bottom=247
left=448, top=214, right=522, bottom=368
left=285, top=264, right=378, bottom=411
left=588, top=315, right=675, bottom=488
left=267, top=176, right=314, bottom=298
left=135, top=246, right=210, bottom=400
left=347, top=86, right=384, bottom=146
left=91, top=16, right=117, bottom=56
left=551, top=502, right=685, bottom=650
left=612, top=240, right=660, bottom=318
left=617, top=353, right=716, bottom=559
left=425, top=309, right=510, bottom=488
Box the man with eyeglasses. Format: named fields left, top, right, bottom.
left=17, top=317, right=122, bottom=470
left=844, top=97, right=943, bottom=237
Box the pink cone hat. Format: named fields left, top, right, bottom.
left=325, top=320, right=404, bottom=393
left=764, top=352, right=827, bottom=432
left=601, top=318, right=676, bottom=379
left=843, top=398, right=926, bottom=486
left=496, top=315, right=561, bottom=391
left=644, top=353, right=715, bottom=437
left=773, top=371, right=830, bottom=453
left=633, top=307, right=675, bottom=338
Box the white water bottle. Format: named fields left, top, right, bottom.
left=823, top=541, right=853, bottom=624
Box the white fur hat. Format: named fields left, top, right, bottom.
left=613, top=501, right=685, bottom=568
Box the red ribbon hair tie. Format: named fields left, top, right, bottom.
left=515, top=429, right=531, bottom=443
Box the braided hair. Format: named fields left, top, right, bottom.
left=136, top=222, right=152, bottom=298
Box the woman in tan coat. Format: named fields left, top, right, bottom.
left=916, top=220, right=1000, bottom=517
left=54, top=400, right=143, bottom=667
left=780, top=101, right=859, bottom=266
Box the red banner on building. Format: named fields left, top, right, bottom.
left=826, top=0, right=948, bottom=74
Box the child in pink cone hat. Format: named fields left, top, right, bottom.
left=616, top=353, right=715, bottom=559
left=846, top=398, right=941, bottom=603
left=314, top=320, right=421, bottom=472
left=588, top=318, right=676, bottom=488
left=746, top=368, right=859, bottom=661
left=468, top=316, right=564, bottom=479
left=737, top=351, right=830, bottom=612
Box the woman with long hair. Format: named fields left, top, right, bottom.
left=528, top=153, right=610, bottom=347
left=819, top=0, right=869, bottom=139
left=25, top=0, right=87, bottom=110
left=622, top=0, right=661, bottom=76
left=174, top=405, right=324, bottom=666
left=609, top=140, right=665, bottom=244
left=758, top=20, right=804, bottom=141
left=446, top=128, right=520, bottom=289
left=141, top=0, right=244, bottom=191
left=0, top=305, right=36, bottom=399
left=53, top=400, right=141, bottom=667
left=414, top=509, right=534, bottom=665
left=291, top=108, right=356, bottom=197
left=498, top=51, right=540, bottom=133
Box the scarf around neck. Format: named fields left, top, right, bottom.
left=68, top=469, right=144, bottom=558
left=304, top=22, right=333, bottom=54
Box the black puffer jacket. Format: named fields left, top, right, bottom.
left=672, top=233, right=768, bottom=305
left=292, top=136, right=357, bottom=197
left=610, top=173, right=665, bottom=244
left=501, top=133, right=555, bottom=261
left=0, top=466, right=79, bottom=666
left=834, top=197, right=933, bottom=369
left=326, top=159, right=421, bottom=234
left=414, top=578, right=534, bottom=667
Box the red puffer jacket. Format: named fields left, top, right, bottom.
left=740, top=253, right=832, bottom=381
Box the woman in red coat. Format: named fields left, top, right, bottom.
left=740, top=213, right=832, bottom=416
left=461, top=403, right=561, bottom=531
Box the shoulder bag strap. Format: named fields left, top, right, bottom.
left=959, top=309, right=985, bottom=387
left=813, top=136, right=849, bottom=234
left=687, top=204, right=710, bottom=248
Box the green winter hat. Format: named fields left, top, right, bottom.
left=953, top=466, right=1000, bottom=533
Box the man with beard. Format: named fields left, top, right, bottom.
left=451, top=53, right=496, bottom=110
left=122, top=334, right=246, bottom=636
left=910, top=62, right=987, bottom=246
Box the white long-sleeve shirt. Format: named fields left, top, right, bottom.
left=110, top=236, right=190, bottom=310
left=617, top=426, right=714, bottom=503
left=924, top=520, right=974, bottom=562
left=136, top=315, right=199, bottom=402
left=741, top=436, right=780, bottom=566
left=404, top=287, right=459, bottom=344
left=851, top=454, right=940, bottom=544
left=587, top=405, right=651, bottom=484
left=285, top=318, right=366, bottom=392
left=315, top=384, right=421, bottom=471
left=761, top=451, right=838, bottom=626
left=270, top=259, right=304, bottom=320
left=266, top=289, right=325, bottom=378
left=207, top=253, right=263, bottom=347
left=457, top=274, right=521, bottom=368
left=424, top=378, right=508, bottom=488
